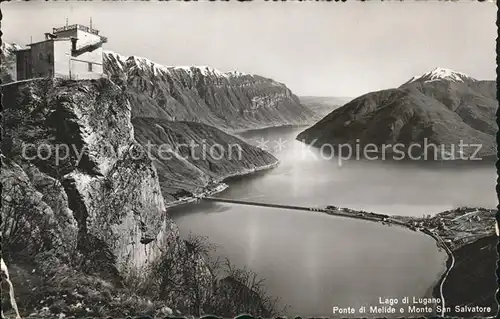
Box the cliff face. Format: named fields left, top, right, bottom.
left=104, top=51, right=315, bottom=131
left=132, top=118, right=278, bottom=203
left=2, top=78, right=180, bottom=280
left=297, top=68, right=497, bottom=159
left=1, top=155, right=78, bottom=263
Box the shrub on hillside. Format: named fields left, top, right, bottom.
left=145, top=234, right=286, bottom=317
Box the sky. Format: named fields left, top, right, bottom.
left=2, top=1, right=496, bottom=97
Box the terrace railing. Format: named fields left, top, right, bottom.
left=53, top=24, right=100, bottom=36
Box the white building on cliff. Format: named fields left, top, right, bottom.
left=16, top=22, right=107, bottom=80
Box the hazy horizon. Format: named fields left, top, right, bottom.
left=2, top=1, right=496, bottom=96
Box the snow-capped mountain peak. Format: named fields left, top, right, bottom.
left=404, top=67, right=475, bottom=85
left=103, top=50, right=248, bottom=78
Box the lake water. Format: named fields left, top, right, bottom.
left=168, top=126, right=496, bottom=317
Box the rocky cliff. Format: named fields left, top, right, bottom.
left=1, top=78, right=191, bottom=319
left=2, top=78, right=179, bottom=280
left=104, top=51, right=315, bottom=131
left=297, top=68, right=497, bottom=160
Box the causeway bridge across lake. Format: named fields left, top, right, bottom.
left=203, top=196, right=451, bottom=312
left=202, top=196, right=406, bottom=225
left=203, top=196, right=325, bottom=212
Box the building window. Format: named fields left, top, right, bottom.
left=47, top=54, right=52, bottom=64
left=88, top=63, right=93, bottom=72
left=39, top=53, right=43, bottom=61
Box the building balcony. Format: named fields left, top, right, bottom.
left=71, top=37, right=108, bottom=56
left=53, top=24, right=100, bottom=36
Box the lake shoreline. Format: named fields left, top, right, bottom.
left=232, top=123, right=311, bottom=135
left=322, top=206, right=495, bottom=317
left=318, top=206, right=452, bottom=305
left=166, top=160, right=491, bottom=315
left=164, top=160, right=280, bottom=209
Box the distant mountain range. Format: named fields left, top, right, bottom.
left=299, top=96, right=352, bottom=121
left=297, top=68, right=497, bottom=160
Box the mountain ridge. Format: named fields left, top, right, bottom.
left=105, top=50, right=250, bottom=78
left=297, top=68, right=497, bottom=160
left=103, top=50, right=316, bottom=131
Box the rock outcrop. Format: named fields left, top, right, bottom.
left=104, top=51, right=315, bottom=131
left=2, top=78, right=180, bottom=280
left=1, top=155, right=78, bottom=263
left=297, top=68, right=497, bottom=160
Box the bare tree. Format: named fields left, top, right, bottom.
left=151, top=233, right=285, bottom=317
left=1, top=179, right=53, bottom=262
left=153, top=233, right=215, bottom=316
left=207, top=257, right=286, bottom=317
